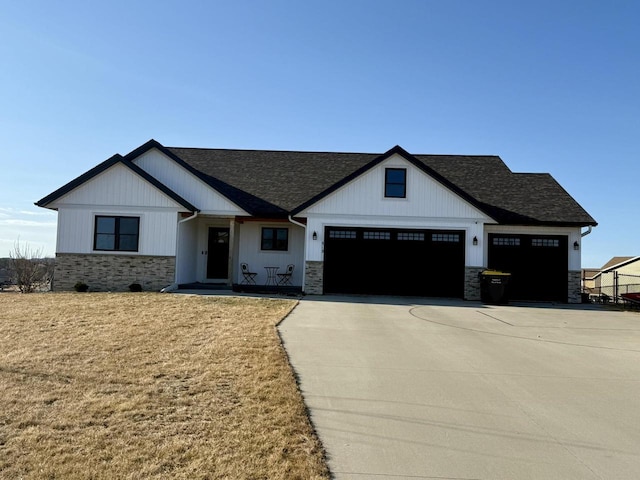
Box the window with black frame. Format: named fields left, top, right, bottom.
left=384, top=168, right=406, bottom=198
left=94, top=216, right=140, bottom=251
left=261, top=227, right=288, bottom=251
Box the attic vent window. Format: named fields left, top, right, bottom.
left=385, top=168, right=406, bottom=198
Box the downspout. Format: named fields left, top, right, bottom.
left=162, top=211, right=198, bottom=292
left=581, top=226, right=593, bottom=237
left=288, top=214, right=306, bottom=292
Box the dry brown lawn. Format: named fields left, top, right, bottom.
left=0, top=292, right=329, bottom=479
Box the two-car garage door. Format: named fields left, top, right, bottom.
left=323, top=227, right=465, bottom=297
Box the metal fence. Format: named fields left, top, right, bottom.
left=585, top=272, right=640, bottom=303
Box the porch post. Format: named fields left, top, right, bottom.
left=228, top=218, right=236, bottom=286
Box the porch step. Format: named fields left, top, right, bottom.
left=178, top=282, right=232, bottom=291
left=232, top=284, right=302, bottom=296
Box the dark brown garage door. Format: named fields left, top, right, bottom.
left=488, top=234, right=568, bottom=302
left=323, top=227, right=465, bottom=297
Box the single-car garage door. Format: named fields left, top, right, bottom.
left=324, top=227, right=465, bottom=297
left=488, top=234, right=568, bottom=302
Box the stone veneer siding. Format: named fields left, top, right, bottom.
left=568, top=270, right=582, bottom=304
left=305, top=261, right=324, bottom=295
left=464, top=266, right=484, bottom=301
left=54, top=253, right=176, bottom=292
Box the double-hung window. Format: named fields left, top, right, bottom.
left=385, top=168, right=406, bottom=198
left=94, top=216, right=140, bottom=252
left=261, top=227, right=288, bottom=251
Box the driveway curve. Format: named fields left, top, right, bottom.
left=278, top=296, right=640, bottom=480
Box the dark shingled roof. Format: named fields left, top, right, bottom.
left=165, top=145, right=596, bottom=226
left=35, top=139, right=597, bottom=227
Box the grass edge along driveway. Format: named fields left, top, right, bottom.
left=0, top=292, right=330, bottom=479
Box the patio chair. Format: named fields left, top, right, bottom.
left=277, top=264, right=294, bottom=286
left=240, top=263, right=258, bottom=285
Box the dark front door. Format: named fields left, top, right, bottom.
left=207, top=227, right=230, bottom=279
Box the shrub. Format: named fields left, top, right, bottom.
left=74, top=282, right=89, bottom=292
left=128, top=283, right=142, bottom=292
left=9, top=240, right=53, bottom=293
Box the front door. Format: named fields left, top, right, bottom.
left=207, top=227, right=230, bottom=280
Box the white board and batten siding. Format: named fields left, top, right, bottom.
left=235, top=222, right=305, bottom=286
left=55, top=208, right=179, bottom=255
left=176, top=218, right=199, bottom=284
left=48, top=163, right=183, bottom=255
left=133, top=149, right=248, bottom=215
left=300, top=154, right=493, bottom=266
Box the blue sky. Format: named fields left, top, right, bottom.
left=0, top=0, right=637, bottom=268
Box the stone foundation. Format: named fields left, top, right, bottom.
left=568, top=270, right=582, bottom=304
left=305, top=261, right=324, bottom=295
left=464, top=266, right=484, bottom=301
left=54, top=253, right=176, bottom=292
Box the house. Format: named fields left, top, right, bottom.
left=36, top=140, right=597, bottom=302
left=592, top=256, right=640, bottom=299
left=581, top=267, right=600, bottom=294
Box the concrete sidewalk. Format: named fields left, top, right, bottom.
left=279, top=296, right=640, bottom=480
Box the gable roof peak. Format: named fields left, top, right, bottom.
left=35, top=149, right=197, bottom=212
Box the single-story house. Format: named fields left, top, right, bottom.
left=36, top=139, right=597, bottom=302
left=592, top=256, right=640, bottom=298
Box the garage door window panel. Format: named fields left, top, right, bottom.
left=329, top=230, right=357, bottom=239
left=398, top=232, right=424, bottom=241
left=493, top=237, right=520, bottom=246
left=532, top=238, right=559, bottom=247
left=363, top=231, right=391, bottom=240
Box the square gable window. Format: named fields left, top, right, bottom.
left=94, top=216, right=139, bottom=252
left=385, top=168, right=406, bottom=198
left=261, top=227, right=289, bottom=251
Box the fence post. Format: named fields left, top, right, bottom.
left=614, top=271, right=619, bottom=303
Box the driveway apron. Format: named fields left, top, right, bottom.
left=278, top=296, right=640, bottom=480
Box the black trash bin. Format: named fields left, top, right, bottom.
left=479, top=270, right=511, bottom=304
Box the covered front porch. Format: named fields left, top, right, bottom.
left=174, top=214, right=305, bottom=291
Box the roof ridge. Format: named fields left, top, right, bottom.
left=167, top=146, right=382, bottom=156
left=167, top=146, right=502, bottom=158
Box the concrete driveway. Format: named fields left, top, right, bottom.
left=278, top=297, right=640, bottom=480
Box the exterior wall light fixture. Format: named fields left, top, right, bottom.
left=573, top=241, right=579, bottom=250
left=312, top=231, right=318, bottom=240
left=473, top=236, right=478, bottom=246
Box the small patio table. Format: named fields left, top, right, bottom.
left=264, top=266, right=279, bottom=286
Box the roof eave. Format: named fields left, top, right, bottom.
left=35, top=150, right=198, bottom=213
left=601, top=256, right=640, bottom=273
left=35, top=154, right=124, bottom=208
